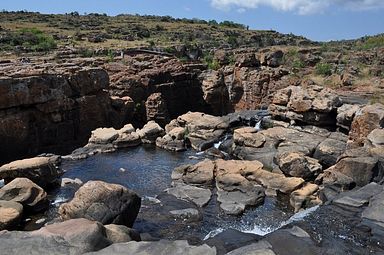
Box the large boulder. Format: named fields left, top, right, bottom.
left=0, top=218, right=112, bottom=254
left=172, top=160, right=215, bottom=185
left=104, top=224, right=141, bottom=243
left=176, top=112, right=229, bottom=151
left=276, top=152, right=322, bottom=180
left=349, top=103, right=384, bottom=145
left=269, top=85, right=342, bottom=126
left=0, top=178, right=48, bottom=212
left=136, top=121, right=165, bottom=144
left=59, top=181, right=141, bottom=227
left=166, top=184, right=212, bottom=207
left=290, top=183, right=320, bottom=212
left=89, top=128, right=119, bottom=144
left=84, top=240, right=216, bottom=255
left=313, top=135, right=347, bottom=168
left=0, top=156, right=61, bottom=188
left=0, top=200, right=23, bottom=230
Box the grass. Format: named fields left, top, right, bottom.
left=315, top=63, right=333, bottom=76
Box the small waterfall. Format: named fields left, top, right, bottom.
left=255, top=119, right=262, bottom=131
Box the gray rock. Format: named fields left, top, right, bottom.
left=313, top=137, right=347, bottom=168
left=104, top=224, right=141, bottom=243
left=0, top=156, right=61, bottom=188
left=169, top=208, right=202, bottom=221
left=166, top=184, right=212, bottom=207
left=226, top=241, right=276, bottom=255
left=334, top=182, right=384, bottom=208
left=85, top=240, right=217, bottom=255
left=59, top=181, right=141, bottom=227
left=0, top=218, right=112, bottom=254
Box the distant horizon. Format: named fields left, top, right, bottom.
left=1, top=0, right=384, bottom=42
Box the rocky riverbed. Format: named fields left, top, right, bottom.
left=0, top=51, right=383, bottom=254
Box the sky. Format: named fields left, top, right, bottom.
left=1, top=0, right=383, bottom=42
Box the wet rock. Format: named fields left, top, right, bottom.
left=169, top=208, right=202, bottom=221
left=137, top=121, right=165, bottom=144
left=0, top=200, right=23, bottom=230
left=61, top=177, right=83, bottom=187
left=172, top=159, right=215, bottom=185
left=0, top=178, right=48, bottom=212
left=59, top=181, right=141, bottom=227
left=84, top=240, right=216, bottom=255
left=349, top=103, right=384, bottom=145
left=176, top=112, right=229, bottom=151
left=290, top=183, right=319, bottom=212
left=276, top=152, right=322, bottom=180
left=204, top=229, right=262, bottom=255
left=166, top=184, right=212, bottom=207
left=0, top=156, right=61, bottom=188
left=104, top=224, right=141, bottom=243
left=0, top=218, right=112, bottom=254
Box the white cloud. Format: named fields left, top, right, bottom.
left=211, top=0, right=384, bottom=14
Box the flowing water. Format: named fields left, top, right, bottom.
left=43, top=144, right=315, bottom=242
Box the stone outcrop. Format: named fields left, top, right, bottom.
left=276, top=152, right=322, bottom=180
left=0, top=66, right=120, bottom=164
left=0, top=156, right=61, bottom=188
left=66, top=124, right=142, bottom=159
left=349, top=103, right=384, bottom=145
left=0, top=218, right=114, bottom=254
left=85, top=240, right=216, bottom=255
left=136, top=121, right=165, bottom=144
left=59, top=181, right=141, bottom=227
left=200, top=70, right=230, bottom=115
left=0, top=178, right=48, bottom=212
left=172, top=159, right=305, bottom=214
left=269, top=85, right=342, bottom=126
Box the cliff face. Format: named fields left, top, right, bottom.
left=0, top=66, right=119, bottom=164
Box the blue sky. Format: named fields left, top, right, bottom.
left=1, top=0, right=383, bottom=41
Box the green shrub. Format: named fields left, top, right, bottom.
left=315, top=63, right=332, bottom=76
left=10, top=28, right=56, bottom=52
left=360, top=35, right=384, bottom=49
left=203, top=53, right=220, bottom=70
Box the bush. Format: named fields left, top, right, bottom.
left=203, top=53, right=220, bottom=70
left=11, top=28, right=56, bottom=52
left=315, top=63, right=332, bottom=76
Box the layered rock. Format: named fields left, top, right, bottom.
left=172, top=159, right=305, bottom=214
left=268, top=85, right=342, bottom=126
left=59, top=181, right=141, bottom=227
left=67, top=124, right=142, bottom=159
left=0, top=156, right=61, bottom=188
left=0, top=66, right=119, bottom=164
